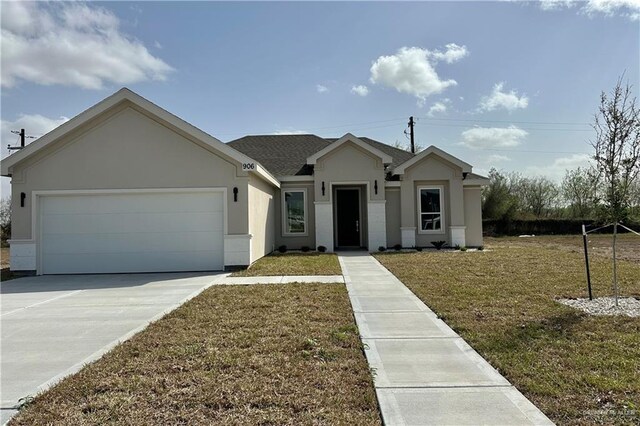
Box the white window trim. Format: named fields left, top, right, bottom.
left=282, top=188, right=308, bottom=237
left=417, top=185, right=445, bottom=234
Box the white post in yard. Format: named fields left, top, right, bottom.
left=612, top=222, right=618, bottom=307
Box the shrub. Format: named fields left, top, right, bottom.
left=378, top=246, right=386, bottom=252
left=393, top=244, right=402, bottom=251
left=317, top=245, right=327, bottom=253
left=460, top=247, right=468, bottom=252
left=278, top=245, right=287, bottom=253
left=301, top=246, right=310, bottom=253
left=454, top=244, right=461, bottom=250
left=432, top=241, right=446, bottom=250
left=478, top=245, right=484, bottom=251
left=415, top=246, right=423, bottom=252
left=483, top=218, right=640, bottom=236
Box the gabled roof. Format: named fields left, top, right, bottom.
left=228, top=134, right=329, bottom=176
left=325, top=136, right=414, bottom=171
left=0, top=88, right=279, bottom=188
left=306, top=133, right=393, bottom=166
left=228, top=134, right=414, bottom=177
left=393, top=145, right=472, bottom=175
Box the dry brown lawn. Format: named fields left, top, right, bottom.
left=487, top=233, right=640, bottom=263
left=10, top=284, right=380, bottom=425
left=231, top=252, right=342, bottom=277
left=376, top=236, right=640, bottom=425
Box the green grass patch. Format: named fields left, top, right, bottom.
left=231, top=252, right=342, bottom=276
left=375, top=237, right=640, bottom=425
left=10, top=284, right=380, bottom=425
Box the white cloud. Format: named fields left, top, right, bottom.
left=428, top=43, right=469, bottom=64
left=526, top=153, right=592, bottom=181
left=583, top=0, right=640, bottom=20
left=487, top=154, right=511, bottom=163
left=460, top=126, right=529, bottom=149
left=479, top=82, right=529, bottom=112
left=1, top=114, right=69, bottom=197
left=539, top=0, right=640, bottom=20
left=427, top=100, right=449, bottom=117
left=316, top=84, right=328, bottom=93
left=272, top=128, right=308, bottom=135
left=538, top=0, right=576, bottom=11
left=369, top=45, right=467, bottom=106
left=1, top=2, right=174, bottom=89
left=351, top=85, right=369, bottom=96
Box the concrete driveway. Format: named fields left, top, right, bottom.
left=1, top=272, right=221, bottom=424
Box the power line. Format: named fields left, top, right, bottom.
left=419, top=117, right=591, bottom=126
left=415, top=121, right=593, bottom=132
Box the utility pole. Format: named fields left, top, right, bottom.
left=408, top=116, right=415, bottom=154
left=8, top=128, right=33, bottom=152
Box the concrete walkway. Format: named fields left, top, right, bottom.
left=338, top=252, right=554, bottom=426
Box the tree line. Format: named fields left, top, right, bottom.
left=483, top=77, right=640, bottom=225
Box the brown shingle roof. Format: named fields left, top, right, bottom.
left=228, top=134, right=414, bottom=177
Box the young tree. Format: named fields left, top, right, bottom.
left=561, top=167, right=600, bottom=218
left=591, top=77, right=640, bottom=222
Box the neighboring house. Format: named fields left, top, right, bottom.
left=0, top=88, right=488, bottom=275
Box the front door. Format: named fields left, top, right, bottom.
left=336, top=189, right=361, bottom=247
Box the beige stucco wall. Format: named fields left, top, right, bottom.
left=400, top=155, right=465, bottom=246
left=464, top=186, right=483, bottom=247
left=313, top=141, right=386, bottom=203
left=274, top=181, right=316, bottom=250
left=248, top=174, right=275, bottom=262
left=9, top=104, right=251, bottom=240
left=385, top=188, right=401, bottom=247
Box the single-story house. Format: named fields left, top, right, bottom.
left=1, top=88, right=488, bottom=275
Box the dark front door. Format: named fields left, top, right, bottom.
left=336, top=189, right=361, bottom=247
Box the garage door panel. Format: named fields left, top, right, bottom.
left=42, top=231, right=223, bottom=255
left=40, top=191, right=224, bottom=274
left=43, top=250, right=222, bottom=274
left=42, top=211, right=224, bottom=235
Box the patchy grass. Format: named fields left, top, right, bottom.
left=487, top=233, right=640, bottom=263
left=10, top=284, right=380, bottom=425
left=1, top=247, right=11, bottom=281
left=375, top=237, right=640, bottom=426
left=231, top=252, right=342, bottom=277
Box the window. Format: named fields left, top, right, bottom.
left=418, top=186, right=444, bottom=233
left=283, top=189, right=307, bottom=235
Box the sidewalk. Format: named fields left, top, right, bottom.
left=338, top=252, right=554, bottom=426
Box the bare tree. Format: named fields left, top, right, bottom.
left=591, top=77, right=640, bottom=222
left=561, top=167, right=600, bottom=218
left=520, top=176, right=560, bottom=218
left=0, top=197, right=10, bottom=246
left=392, top=140, right=424, bottom=153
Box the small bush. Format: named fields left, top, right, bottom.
left=317, top=245, right=327, bottom=253
left=432, top=241, right=446, bottom=250
left=460, top=247, right=468, bottom=252
left=301, top=246, right=310, bottom=253
left=478, top=245, right=484, bottom=251
left=278, top=245, right=287, bottom=253
left=454, top=244, right=461, bottom=250
left=415, top=246, right=423, bottom=252
left=393, top=244, right=402, bottom=251
left=378, top=246, right=386, bottom=252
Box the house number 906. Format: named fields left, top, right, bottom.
left=242, top=163, right=255, bottom=170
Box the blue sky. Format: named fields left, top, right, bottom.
left=1, top=1, right=639, bottom=196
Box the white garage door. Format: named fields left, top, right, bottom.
left=40, top=191, right=224, bottom=274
